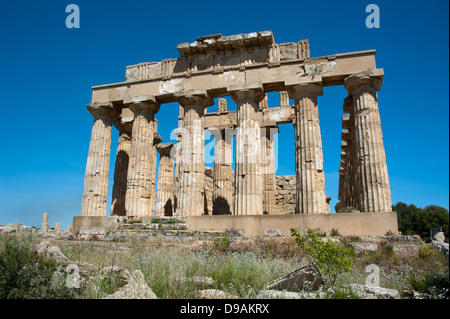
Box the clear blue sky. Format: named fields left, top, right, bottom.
left=0, top=0, right=448, bottom=229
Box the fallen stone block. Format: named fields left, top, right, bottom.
left=349, top=284, right=400, bottom=299
left=432, top=241, right=449, bottom=255
left=266, top=264, right=323, bottom=292
left=102, top=270, right=158, bottom=299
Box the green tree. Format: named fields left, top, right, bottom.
left=394, top=202, right=449, bottom=242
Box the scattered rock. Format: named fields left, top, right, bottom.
left=35, top=240, right=71, bottom=265
left=102, top=270, right=158, bottom=299
left=79, top=227, right=107, bottom=235
left=349, top=242, right=378, bottom=253
left=432, top=241, right=449, bottom=255
left=35, top=240, right=96, bottom=275
left=263, top=228, right=282, bottom=237
left=198, top=289, right=238, bottom=299
left=349, top=284, right=400, bottom=299
left=257, top=290, right=304, bottom=299
left=266, top=264, right=323, bottom=292
left=100, top=266, right=132, bottom=286
left=434, top=232, right=445, bottom=243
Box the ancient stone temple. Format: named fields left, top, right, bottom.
left=75, top=31, right=397, bottom=236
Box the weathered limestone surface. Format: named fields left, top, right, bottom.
left=212, top=124, right=234, bottom=215
left=54, top=223, right=61, bottom=236
left=287, top=78, right=328, bottom=214
left=155, top=143, right=175, bottom=216
left=176, top=90, right=213, bottom=216
left=261, top=125, right=278, bottom=215
left=77, top=32, right=396, bottom=236
left=125, top=96, right=160, bottom=217
left=204, top=167, right=214, bottom=215
left=41, top=212, right=49, bottom=233
left=81, top=102, right=118, bottom=217
left=231, top=85, right=265, bottom=215
left=111, top=119, right=132, bottom=216
left=345, top=70, right=392, bottom=212
left=276, top=175, right=297, bottom=214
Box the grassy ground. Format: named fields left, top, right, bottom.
left=0, top=233, right=448, bottom=299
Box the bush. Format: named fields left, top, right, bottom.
left=0, top=234, right=80, bottom=299
left=290, top=228, right=357, bottom=287
left=409, top=272, right=449, bottom=299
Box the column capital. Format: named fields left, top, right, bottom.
left=176, top=89, right=213, bottom=108
left=286, top=76, right=323, bottom=99
left=124, top=95, right=160, bottom=114
left=113, top=118, right=133, bottom=134
left=228, top=82, right=265, bottom=104
left=156, top=142, right=175, bottom=156
left=153, top=132, right=163, bottom=146
left=87, top=102, right=119, bottom=118
left=344, top=69, right=384, bottom=93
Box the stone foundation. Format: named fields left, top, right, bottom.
left=73, top=212, right=398, bottom=237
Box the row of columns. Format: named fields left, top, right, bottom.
left=81, top=70, right=392, bottom=218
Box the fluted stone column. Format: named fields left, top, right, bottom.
left=155, top=143, right=175, bottom=216
left=173, top=104, right=184, bottom=214
left=230, top=84, right=265, bottom=215
left=287, top=78, right=328, bottom=214
left=81, top=102, right=118, bottom=216
left=345, top=70, right=392, bottom=212
left=176, top=90, right=213, bottom=216
left=150, top=123, right=163, bottom=215
left=111, top=119, right=132, bottom=216
left=212, top=128, right=234, bottom=215
left=261, top=124, right=278, bottom=214
left=124, top=96, right=160, bottom=217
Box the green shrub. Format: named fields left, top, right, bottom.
left=213, top=236, right=230, bottom=252
left=0, top=234, right=80, bottom=299
left=330, top=228, right=341, bottom=236
left=290, top=228, right=357, bottom=287
left=409, top=272, right=449, bottom=299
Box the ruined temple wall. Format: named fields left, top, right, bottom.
left=275, top=175, right=297, bottom=214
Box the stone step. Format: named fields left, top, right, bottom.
left=104, top=228, right=243, bottom=240
left=120, top=223, right=188, bottom=231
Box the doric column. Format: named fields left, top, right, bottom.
left=124, top=95, right=160, bottom=217
left=155, top=143, right=175, bottom=216
left=111, top=118, right=133, bottom=216
left=212, top=128, right=234, bottom=215
left=230, top=84, right=265, bottom=215
left=287, top=78, right=328, bottom=214
left=261, top=124, right=278, bottom=214
left=81, top=102, right=118, bottom=216
left=173, top=104, right=184, bottom=213
left=345, top=69, right=392, bottom=212
left=176, top=90, right=213, bottom=216
left=150, top=121, right=163, bottom=216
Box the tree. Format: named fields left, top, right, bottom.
left=393, top=202, right=449, bottom=242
